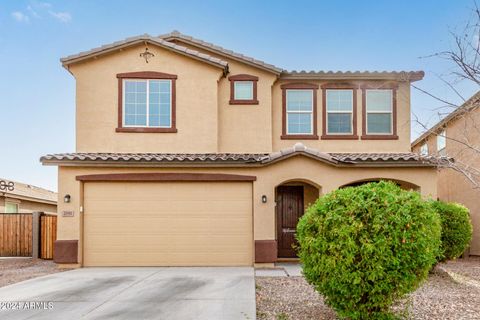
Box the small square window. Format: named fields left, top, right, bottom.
left=5, top=202, right=18, bottom=213
left=234, top=81, right=253, bottom=100
left=229, top=74, right=258, bottom=105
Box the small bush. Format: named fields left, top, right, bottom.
left=296, top=181, right=441, bottom=320
left=431, top=200, right=472, bottom=261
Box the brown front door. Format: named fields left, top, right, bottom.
left=276, top=186, right=304, bottom=258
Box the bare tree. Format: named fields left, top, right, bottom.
left=412, top=2, right=480, bottom=188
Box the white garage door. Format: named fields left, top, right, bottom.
left=83, top=181, right=253, bottom=266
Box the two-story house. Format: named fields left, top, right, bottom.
left=41, top=31, right=438, bottom=267
left=412, top=92, right=480, bottom=256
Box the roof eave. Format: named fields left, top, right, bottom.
left=280, top=71, right=425, bottom=82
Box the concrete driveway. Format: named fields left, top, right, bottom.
left=0, top=267, right=255, bottom=320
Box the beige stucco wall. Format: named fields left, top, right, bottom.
left=70, top=44, right=223, bottom=153
left=0, top=196, right=56, bottom=214
left=413, top=109, right=480, bottom=255
left=57, top=155, right=437, bottom=264
left=70, top=41, right=414, bottom=154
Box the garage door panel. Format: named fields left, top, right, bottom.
left=85, top=217, right=252, bottom=234
left=83, top=181, right=253, bottom=266
left=85, top=201, right=251, bottom=215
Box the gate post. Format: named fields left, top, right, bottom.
left=32, top=212, right=42, bottom=259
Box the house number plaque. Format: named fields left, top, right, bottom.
left=62, top=211, right=75, bottom=217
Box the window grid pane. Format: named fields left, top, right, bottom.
left=286, top=90, right=313, bottom=111
left=328, top=113, right=352, bottom=134
left=124, top=79, right=171, bottom=128
left=366, top=90, right=392, bottom=112
left=234, top=81, right=253, bottom=100
left=287, top=113, right=312, bottom=134
left=367, top=113, right=392, bottom=134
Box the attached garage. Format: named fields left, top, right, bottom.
left=81, top=174, right=254, bottom=267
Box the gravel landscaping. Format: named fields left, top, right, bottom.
left=0, top=258, right=69, bottom=287
left=256, top=258, right=480, bottom=320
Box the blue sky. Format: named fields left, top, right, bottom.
left=0, top=0, right=478, bottom=191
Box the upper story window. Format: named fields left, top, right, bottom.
left=420, top=143, right=429, bottom=156
left=287, top=90, right=313, bottom=134
left=280, top=83, right=319, bottom=140
left=116, top=71, right=177, bottom=133
left=321, top=85, right=358, bottom=140
left=229, top=74, right=259, bottom=105
left=362, top=86, right=398, bottom=140
left=437, top=129, right=446, bottom=153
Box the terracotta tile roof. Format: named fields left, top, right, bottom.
left=281, top=70, right=425, bottom=82
left=41, top=153, right=265, bottom=163
left=330, top=153, right=422, bottom=162
left=158, top=30, right=284, bottom=74
left=40, top=144, right=437, bottom=167
left=61, top=34, right=229, bottom=70
left=0, top=178, right=57, bottom=204
left=411, top=91, right=480, bottom=147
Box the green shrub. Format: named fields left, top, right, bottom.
left=296, top=181, right=441, bottom=320
left=431, top=200, right=472, bottom=261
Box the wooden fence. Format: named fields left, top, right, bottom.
left=0, top=213, right=57, bottom=259
left=40, top=214, right=57, bottom=259
left=0, top=213, right=33, bottom=257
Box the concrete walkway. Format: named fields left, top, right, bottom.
left=255, top=263, right=302, bottom=277
left=0, top=267, right=255, bottom=320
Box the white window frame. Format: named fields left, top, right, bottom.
left=420, top=143, right=429, bottom=156
left=365, top=89, right=393, bottom=135
left=122, top=79, right=172, bottom=128
left=286, top=89, right=314, bottom=135
left=5, top=201, right=19, bottom=213
left=437, top=129, right=447, bottom=151
left=233, top=81, right=254, bottom=100
left=326, top=89, right=354, bottom=135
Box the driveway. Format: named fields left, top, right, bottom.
left=0, top=267, right=255, bottom=320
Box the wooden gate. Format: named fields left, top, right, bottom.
left=40, top=214, right=57, bottom=259
left=0, top=213, right=33, bottom=257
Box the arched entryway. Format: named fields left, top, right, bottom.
left=275, top=179, right=320, bottom=259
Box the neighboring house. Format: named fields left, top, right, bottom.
left=412, top=92, right=480, bottom=256
left=0, top=178, right=57, bottom=214
left=41, top=31, right=438, bottom=267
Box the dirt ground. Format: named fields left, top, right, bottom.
left=256, top=258, right=480, bottom=320
left=0, top=258, right=69, bottom=288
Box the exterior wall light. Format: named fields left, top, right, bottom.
left=64, top=194, right=71, bottom=203
left=261, top=195, right=267, bottom=203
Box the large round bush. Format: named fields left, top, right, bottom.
left=297, top=181, right=441, bottom=319
left=431, top=200, right=472, bottom=261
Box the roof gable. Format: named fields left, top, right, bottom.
left=158, top=31, right=284, bottom=74
left=61, top=34, right=229, bottom=72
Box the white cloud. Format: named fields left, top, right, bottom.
left=27, top=5, right=40, bottom=18
left=48, top=10, right=71, bottom=23
left=11, top=11, right=30, bottom=23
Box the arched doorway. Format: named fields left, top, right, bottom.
left=275, top=180, right=320, bottom=259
